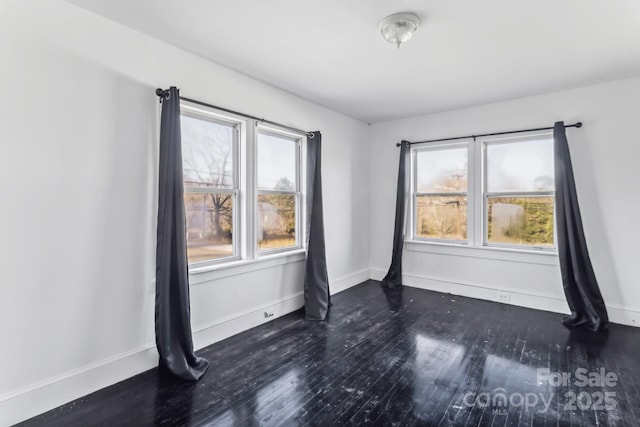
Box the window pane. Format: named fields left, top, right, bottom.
left=181, top=114, right=235, bottom=189
left=486, top=139, right=554, bottom=192
left=416, top=195, right=467, bottom=240
left=258, top=194, right=296, bottom=250
left=487, top=197, right=554, bottom=247
left=184, top=192, right=234, bottom=263
left=258, top=133, right=297, bottom=190
left=416, top=148, right=467, bottom=193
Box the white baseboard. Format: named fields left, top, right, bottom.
left=369, top=267, right=385, bottom=282
left=1, top=293, right=304, bottom=426
left=369, top=268, right=639, bottom=328
left=330, top=268, right=370, bottom=295
left=0, top=344, right=158, bottom=427
left=607, top=303, right=640, bottom=327
left=9, top=266, right=634, bottom=425
left=0, top=267, right=370, bottom=426
left=192, top=291, right=305, bottom=350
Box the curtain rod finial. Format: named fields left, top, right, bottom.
left=155, top=88, right=170, bottom=102
left=575, top=122, right=583, bottom=128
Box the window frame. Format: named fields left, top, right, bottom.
left=179, top=101, right=307, bottom=271
left=411, top=141, right=471, bottom=245
left=408, top=131, right=557, bottom=255
left=180, top=105, right=243, bottom=267
left=255, top=126, right=304, bottom=257
left=481, top=133, right=557, bottom=252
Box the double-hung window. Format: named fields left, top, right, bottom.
left=484, top=135, right=555, bottom=249
left=413, top=143, right=469, bottom=243
left=179, top=102, right=305, bottom=267
left=410, top=131, right=555, bottom=252
left=181, top=109, right=239, bottom=264
left=257, top=129, right=302, bottom=253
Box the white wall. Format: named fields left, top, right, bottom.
left=3, top=1, right=640, bottom=425
left=0, top=1, right=369, bottom=424
left=369, top=77, right=640, bottom=327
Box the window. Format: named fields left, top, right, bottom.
left=484, top=135, right=555, bottom=249
left=413, top=144, right=468, bottom=242
left=180, top=102, right=305, bottom=267
left=181, top=111, right=239, bottom=264
left=257, top=130, right=301, bottom=253
left=410, top=132, right=555, bottom=252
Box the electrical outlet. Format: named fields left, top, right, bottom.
left=264, top=311, right=274, bottom=318
left=497, top=292, right=511, bottom=303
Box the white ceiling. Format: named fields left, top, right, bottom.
left=64, top=0, right=640, bottom=123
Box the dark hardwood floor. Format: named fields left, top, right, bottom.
left=19, top=280, right=640, bottom=426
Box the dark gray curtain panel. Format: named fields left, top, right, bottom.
left=304, top=131, right=331, bottom=320
left=155, top=87, right=209, bottom=380
left=381, top=141, right=410, bottom=289
left=554, top=121, right=609, bottom=331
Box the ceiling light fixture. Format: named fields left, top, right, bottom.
left=378, top=12, right=420, bottom=49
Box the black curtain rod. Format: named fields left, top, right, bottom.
left=155, top=88, right=315, bottom=138
left=396, top=122, right=582, bottom=147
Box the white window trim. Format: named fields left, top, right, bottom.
left=255, top=125, right=306, bottom=258
left=189, top=249, right=306, bottom=285
left=480, top=132, right=557, bottom=252
left=179, top=101, right=307, bottom=276
left=405, top=240, right=559, bottom=266
left=407, top=130, right=558, bottom=258
left=409, top=140, right=473, bottom=245
left=181, top=104, right=244, bottom=267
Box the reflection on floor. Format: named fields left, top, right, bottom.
left=20, top=280, right=640, bottom=426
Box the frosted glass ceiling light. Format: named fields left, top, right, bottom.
left=378, top=12, right=420, bottom=49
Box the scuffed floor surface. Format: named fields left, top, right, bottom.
left=20, top=281, right=640, bottom=426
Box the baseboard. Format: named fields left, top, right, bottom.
left=369, top=267, right=386, bottom=282
left=0, top=345, right=159, bottom=427
left=369, top=268, right=640, bottom=328
left=192, top=291, right=305, bottom=350
left=194, top=269, right=369, bottom=351
left=0, top=267, right=370, bottom=426
left=330, top=268, right=371, bottom=295
left=7, top=265, right=632, bottom=425
left=2, top=293, right=305, bottom=426
left=606, top=303, right=640, bottom=327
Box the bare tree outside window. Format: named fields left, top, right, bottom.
left=181, top=113, right=236, bottom=263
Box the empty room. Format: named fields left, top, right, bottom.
left=1, top=1, right=639, bottom=426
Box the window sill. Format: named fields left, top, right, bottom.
left=404, top=240, right=559, bottom=266
left=188, top=249, right=306, bottom=285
